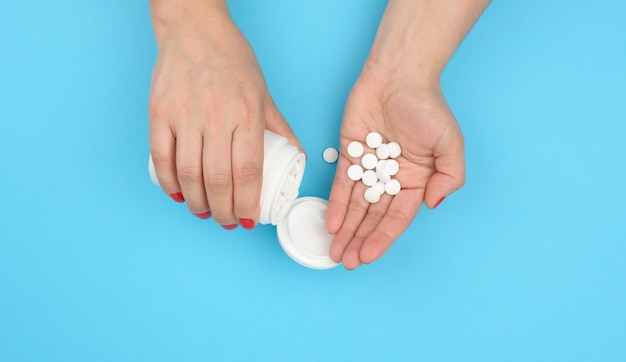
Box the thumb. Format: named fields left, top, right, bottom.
left=424, top=134, right=466, bottom=208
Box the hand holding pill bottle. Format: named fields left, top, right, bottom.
left=147, top=0, right=302, bottom=230
left=325, top=0, right=490, bottom=269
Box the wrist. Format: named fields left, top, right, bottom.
left=366, top=0, right=490, bottom=89
left=149, top=0, right=231, bottom=45
left=366, top=0, right=444, bottom=89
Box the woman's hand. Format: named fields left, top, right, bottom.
left=326, top=61, right=466, bottom=269
left=326, top=0, right=490, bottom=268
left=148, top=1, right=300, bottom=229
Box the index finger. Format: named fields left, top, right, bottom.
left=326, top=152, right=355, bottom=234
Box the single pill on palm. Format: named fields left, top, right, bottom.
left=385, top=179, right=401, bottom=195
left=364, top=186, right=381, bottom=203
left=323, top=147, right=339, bottom=163
left=373, top=181, right=386, bottom=195
left=361, top=153, right=378, bottom=170
left=366, top=132, right=383, bottom=148
left=347, top=164, right=364, bottom=181
left=362, top=170, right=378, bottom=186
left=376, top=143, right=390, bottom=160
left=348, top=165, right=363, bottom=181
left=388, top=142, right=402, bottom=158
left=385, top=159, right=400, bottom=176
left=376, top=169, right=391, bottom=183
left=347, top=141, right=364, bottom=158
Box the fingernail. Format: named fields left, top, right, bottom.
left=170, top=192, right=185, bottom=203
left=239, top=218, right=256, bottom=230
left=434, top=196, right=446, bottom=209
left=222, top=224, right=238, bottom=230
left=195, top=211, right=212, bottom=220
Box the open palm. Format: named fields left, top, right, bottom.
left=326, top=63, right=466, bottom=269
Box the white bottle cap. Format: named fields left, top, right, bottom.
left=276, top=197, right=339, bottom=269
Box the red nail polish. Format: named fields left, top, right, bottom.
left=434, top=196, right=446, bottom=209
left=239, top=218, right=256, bottom=230
left=196, top=211, right=212, bottom=220
left=170, top=192, right=185, bottom=203
left=222, top=224, right=238, bottom=230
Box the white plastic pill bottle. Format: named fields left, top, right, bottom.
left=148, top=130, right=339, bottom=270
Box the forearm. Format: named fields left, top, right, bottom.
left=368, top=0, right=491, bottom=87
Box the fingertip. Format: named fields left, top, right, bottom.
left=170, top=192, right=185, bottom=203
left=359, top=245, right=382, bottom=265
left=329, top=233, right=347, bottom=263
left=424, top=172, right=463, bottom=208
left=342, top=257, right=362, bottom=270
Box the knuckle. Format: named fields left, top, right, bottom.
left=178, top=164, right=203, bottom=183
left=150, top=150, right=172, bottom=167
left=206, top=169, right=231, bottom=192
left=233, top=162, right=261, bottom=184
left=368, top=206, right=387, bottom=220
left=387, top=209, right=412, bottom=227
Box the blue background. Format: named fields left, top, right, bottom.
left=1, top=0, right=625, bottom=361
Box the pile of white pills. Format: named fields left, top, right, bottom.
left=346, top=132, right=402, bottom=203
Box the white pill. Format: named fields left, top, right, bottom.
left=373, top=181, right=386, bottom=195
left=385, top=159, right=400, bottom=176
left=361, top=153, right=378, bottom=170
left=366, top=132, right=383, bottom=148
left=375, top=159, right=387, bottom=173
left=388, top=142, right=402, bottom=158
left=323, top=147, right=339, bottom=163
left=376, top=143, right=390, bottom=160
left=347, top=164, right=364, bottom=181
left=364, top=187, right=381, bottom=203
left=347, top=141, right=364, bottom=158
left=385, top=179, right=401, bottom=195
left=376, top=169, right=391, bottom=183
left=361, top=170, right=378, bottom=186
